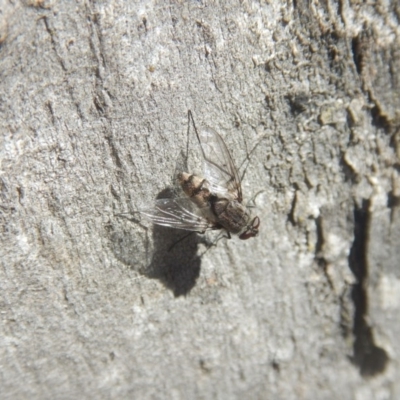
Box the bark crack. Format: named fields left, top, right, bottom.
left=348, top=199, right=389, bottom=377
left=42, top=16, right=67, bottom=72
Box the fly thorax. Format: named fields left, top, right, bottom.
left=178, top=172, right=211, bottom=208
left=212, top=198, right=251, bottom=234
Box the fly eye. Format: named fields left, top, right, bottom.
left=239, top=216, right=260, bottom=240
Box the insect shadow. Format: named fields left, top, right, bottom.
left=142, top=187, right=205, bottom=297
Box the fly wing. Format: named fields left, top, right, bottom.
left=196, top=127, right=243, bottom=202
left=140, top=198, right=214, bottom=232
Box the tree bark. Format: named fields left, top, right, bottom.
left=1, top=0, right=399, bottom=398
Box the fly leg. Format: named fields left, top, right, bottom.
left=168, top=231, right=199, bottom=252
left=202, top=229, right=230, bottom=248
left=246, top=190, right=265, bottom=208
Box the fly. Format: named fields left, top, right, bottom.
left=140, top=110, right=260, bottom=240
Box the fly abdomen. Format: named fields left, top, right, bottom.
left=178, top=172, right=211, bottom=209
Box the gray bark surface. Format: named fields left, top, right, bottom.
left=1, top=1, right=399, bottom=399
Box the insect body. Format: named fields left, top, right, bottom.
left=141, top=111, right=260, bottom=240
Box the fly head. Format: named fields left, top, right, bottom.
left=239, top=216, right=260, bottom=240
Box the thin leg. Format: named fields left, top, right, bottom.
left=197, top=230, right=231, bottom=257
left=168, top=231, right=197, bottom=252
left=247, top=190, right=265, bottom=208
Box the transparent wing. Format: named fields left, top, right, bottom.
left=196, top=128, right=243, bottom=202
left=140, top=198, right=214, bottom=232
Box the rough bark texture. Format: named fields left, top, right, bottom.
left=1, top=1, right=399, bottom=399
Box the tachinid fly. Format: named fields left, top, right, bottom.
left=140, top=111, right=260, bottom=240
